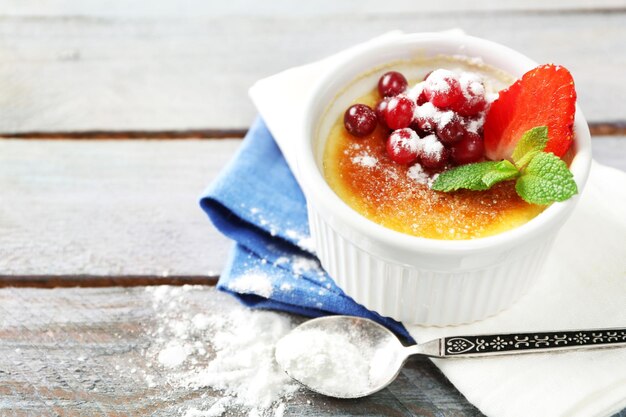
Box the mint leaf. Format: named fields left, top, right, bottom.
left=511, top=126, right=549, bottom=168
left=432, top=160, right=519, bottom=192
left=482, top=160, right=519, bottom=187
left=515, top=152, right=578, bottom=204
left=433, top=161, right=499, bottom=191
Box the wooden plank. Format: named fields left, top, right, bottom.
left=1, top=0, right=624, bottom=18
left=0, top=285, right=483, bottom=416
left=0, top=13, right=624, bottom=133
left=0, top=138, right=624, bottom=279
left=0, top=0, right=615, bottom=17
left=593, top=136, right=626, bottom=170
left=0, top=139, right=239, bottom=277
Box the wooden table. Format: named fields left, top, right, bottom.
left=1, top=2, right=625, bottom=416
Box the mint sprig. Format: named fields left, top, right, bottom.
left=511, top=126, right=549, bottom=167
left=515, top=152, right=578, bottom=204
left=431, top=126, right=578, bottom=205
left=433, top=160, right=518, bottom=192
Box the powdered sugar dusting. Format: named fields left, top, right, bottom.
left=413, top=102, right=455, bottom=131
left=291, top=255, right=323, bottom=276
left=466, top=113, right=486, bottom=134
left=245, top=208, right=313, bottom=254
left=284, top=229, right=316, bottom=253
left=183, top=309, right=298, bottom=410
left=158, top=341, right=191, bottom=368
left=406, top=82, right=424, bottom=102
left=407, top=163, right=430, bottom=185
left=274, top=403, right=286, bottom=417
left=428, top=173, right=440, bottom=188
left=418, top=134, right=444, bottom=157
left=351, top=153, right=378, bottom=168
left=296, top=236, right=316, bottom=253
left=227, top=272, right=273, bottom=298
left=389, top=128, right=419, bottom=153
left=407, top=162, right=439, bottom=188
left=438, top=110, right=454, bottom=127
left=459, top=72, right=485, bottom=99
left=182, top=399, right=232, bottom=417
left=425, top=69, right=456, bottom=93
left=143, top=286, right=301, bottom=416
left=486, top=92, right=499, bottom=103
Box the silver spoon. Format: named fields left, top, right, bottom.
left=275, top=315, right=626, bottom=399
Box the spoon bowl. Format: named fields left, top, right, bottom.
left=275, top=315, right=405, bottom=398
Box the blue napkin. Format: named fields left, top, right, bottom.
left=200, top=117, right=413, bottom=341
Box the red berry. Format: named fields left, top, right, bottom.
left=423, top=70, right=463, bottom=109
left=375, top=98, right=391, bottom=128
left=383, top=95, right=415, bottom=130
left=413, top=102, right=439, bottom=134
left=466, top=116, right=485, bottom=137
left=436, top=115, right=466, bottom=145
left=409, top=121, right=426, bottom=137
left=418, top=134, right=449, bottom=169
left=421, top=148, right=449, bottom=169
left=453, top=73, right=487, bottom=116
left=414, top=115, right=436, bottom=134
left=407, top=82, right=428, bottom=106
left=386, top=128, right=419, bottom=164
left=344, top=104, right=377, bottom=137
left=378, top=71, right=408, bottom=97
left=456, top=96, right=487, bottom=117
left=451, top=132, right=485, bottom=165
left=416, top=90, right=428, bottom=105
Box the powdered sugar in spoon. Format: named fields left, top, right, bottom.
left=275, top=315, right=626, bottom=399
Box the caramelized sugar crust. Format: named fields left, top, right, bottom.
left=323, top=89, right=545, bottom=240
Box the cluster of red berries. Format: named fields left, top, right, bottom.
left=343, top=69, right=490, bottom=169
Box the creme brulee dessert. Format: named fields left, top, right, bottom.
left=322, top=56, right=577, bottom=240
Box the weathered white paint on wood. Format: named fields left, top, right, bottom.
left=0, top=138, right=624, bottom=277
left=1, top=0, right=624, bottom=18
left=0, top=13, right=624, bottom=133
left=0, top=139, right=240, bottom=276
left=0, top=285, right=483, bottom=416
left=593, top=137, right=626, bottom=170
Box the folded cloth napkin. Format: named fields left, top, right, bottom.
left=200, top=117, right=413, bottom=341
left=246, top=32, right=626, bottom=417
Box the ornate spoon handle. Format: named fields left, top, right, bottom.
left=414, top=328, right=626, bottom=358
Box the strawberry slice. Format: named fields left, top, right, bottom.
left=483, top=64, right=576, bottom=161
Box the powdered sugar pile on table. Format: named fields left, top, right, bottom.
left=141, top=285, right=303, bottom=417
left=182, top=308, right=298, bottom=410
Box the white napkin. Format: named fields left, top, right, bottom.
left=249, top=33, right=626, bottom=417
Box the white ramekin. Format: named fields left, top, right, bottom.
left=297, top=33, right=592, bottom=326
